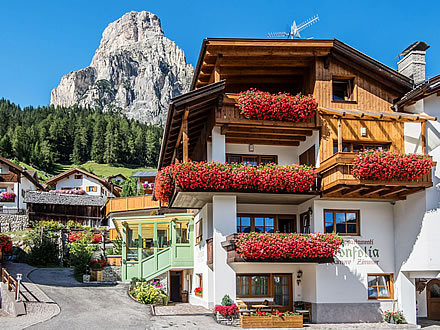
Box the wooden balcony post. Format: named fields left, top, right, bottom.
left=337, top=117, right=342, bottom=152
left=421, top=121, right=427, bottom=155
left=183, top=108, right=189, bottom=162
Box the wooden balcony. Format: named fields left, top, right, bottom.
left=221, top=234, right=334, bottom=264
left=105, top=196, right=160, bottom=215
left=318, top=152, right=433, bottom=201
left=215, top=93, right=318, bottom=147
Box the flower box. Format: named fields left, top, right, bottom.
left=195, top=291, right=203, bottom=297
left=155, top=161, right=317, bottom=204
left=352, top=150, right=433, bottom=181
left=234, top=232, right=343, bottom=261
left=237, top=89, right=317, bottom=122
left=240, top=315, right=303, bottom=328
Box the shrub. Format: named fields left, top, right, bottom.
left=131, top=281, right=167, bottom=305
left=237, top=89, right=317, bottom=122
left=25, top=226, right=59, bottom=266
left=69, top=233, right=97, bottom=277
left=221, top=294, right=233, bottom=306
left=155, top=161, right=317, bottom=203
left=0, top=235, right=13, bottom=254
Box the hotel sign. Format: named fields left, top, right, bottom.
left=335, top=238, right=380, bottom=265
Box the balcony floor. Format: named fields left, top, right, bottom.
left=170, top=190, right=319, bottom=208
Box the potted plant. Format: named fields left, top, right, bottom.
left=181, top=290, right=188, bottom=303
left=89, top=259, right=107, bottom=281
left=194, top=287, right=203, bottom=297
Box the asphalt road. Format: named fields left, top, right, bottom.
left=27, top=268, right=151, bottom=330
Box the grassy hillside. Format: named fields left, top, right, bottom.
left=16, top=161, right=155, bottom=183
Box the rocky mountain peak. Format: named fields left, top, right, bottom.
left=51, top=11, right=194, bottom=125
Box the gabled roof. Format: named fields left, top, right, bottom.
left=191, top=38, right=412, bottom=93
left=47, top=167, right=120, bottom=197
left=132, top=170, right=157, bottom=177
left=0, top=157, right=45, bottom=190
left=395, top=74, right=440, bottom=110
left=107, top=174, right=127, bottom=181
left=158, top=80, right=226, bottom=169
left=25, top=191, right=106, bottom=206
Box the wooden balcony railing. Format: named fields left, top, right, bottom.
left=105, top=196, right=160, bottom=215
left=216, top=93, right=318, bottom=128
left=318, top=152, right=433, bottom=200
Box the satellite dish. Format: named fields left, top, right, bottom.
left=268, top=15, right=320, bottom=39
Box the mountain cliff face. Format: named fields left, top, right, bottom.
left=51, top=11, right=194, bottom=124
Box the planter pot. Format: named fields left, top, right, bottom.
left=195, top=291, right=203, bottom=297
left=240, top=315, right=303, bottom=328
left=83, top=274, right=90, bottom=283
left=90, top=269, right=103, bottom=281
left=181, top=293, right=188, bottom=303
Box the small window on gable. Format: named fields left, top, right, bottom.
left=74, top=174, right=83, bottom=180
left=333, top=78, right=354, bottom=101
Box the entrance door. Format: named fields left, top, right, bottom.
left=273, top=274, right=292, bottom=311
left=170, top=271, right=182, bottom=302
left=427, top=279, right=440, bottom=320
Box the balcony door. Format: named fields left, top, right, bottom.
left=428, top=279, right=440, bottom=320
left=273, top=274, right=292, bottom=311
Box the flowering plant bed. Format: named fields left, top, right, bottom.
left=237, top=89, right=317, bottom=122
left=68, top=232, right=102, bottom=244
left=235, top=232, right=343, bottom=260
left=241, top=312, right=303, bottom=328
left=0, top=192, right=16, bottom=202
left=214, top=304, right=239, bottom=317
left=383, top=310, right=406, bottom=324
left=352, top=150, right=433, bottom=181
left=154, top=161, right=317, bottom=203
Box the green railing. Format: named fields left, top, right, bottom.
left=122, top=218, right=194, bottom=282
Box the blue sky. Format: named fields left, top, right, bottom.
left=1, top=0, right=439, bottom=107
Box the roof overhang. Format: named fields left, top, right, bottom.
left=158, top=80, right=226, bottom=169
left=319, top=106, right=436, bottom=122
left=395, top=74, right=440, bottom=110
left=191, top=38, right=412, bottom=93
left=169, top=190, right=320, bottom=209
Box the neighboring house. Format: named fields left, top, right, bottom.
left=25, top=191, right=105, bottom=227
left=0, top=157, right=45, bottom=213
left=106, top=174, right=126, bottom=185
left=111, top=38, right=439, bottom=325
left=132, top=170, right=157, bottom=194
left=392, top=44, right=440, bottom=322
left=46, top=168, right=120, bottom=198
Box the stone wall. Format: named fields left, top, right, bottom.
left=0, top=215, right=29, bottom=233
left=102, top=265, right=122, bottom=282
left=215, top=312, right=240, bottom=327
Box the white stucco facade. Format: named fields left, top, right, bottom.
left=53, top=173, right=113, bottom=197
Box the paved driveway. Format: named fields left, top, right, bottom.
left=27, top=268, right=151, bottom=329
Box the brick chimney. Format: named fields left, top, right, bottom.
left=398, top=41, right=430, bottom=86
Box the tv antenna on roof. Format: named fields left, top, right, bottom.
left=268, top=15, right=319, bottom=39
